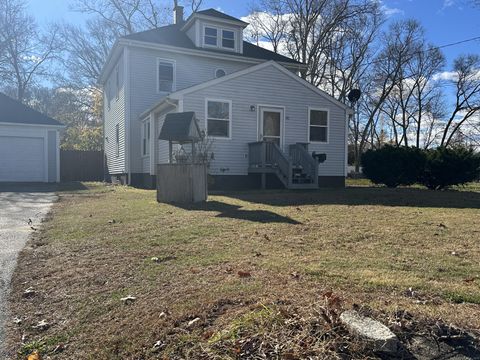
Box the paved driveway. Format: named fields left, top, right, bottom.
left=0, top=186, right=57, bottom=355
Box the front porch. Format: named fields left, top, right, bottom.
left=248, top=141, right=321, bottom=189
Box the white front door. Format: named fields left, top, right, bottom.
left=259, top=107, right=283, bottom=148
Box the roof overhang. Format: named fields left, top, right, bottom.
left=139, top=97, right=179, bottom=120
left=117, top=38, right=306, bottom=71
left=0, top=121, right=65, bottom=128
left=98, top=40, right=124, bottom=85
left=181, top=13, right=249, bottom=32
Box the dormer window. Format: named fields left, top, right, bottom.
left=222, top=30, right=235, bottom=49
left=204, top=27, right=218, bottom=46
left=203, top=25, right=236, bottom=51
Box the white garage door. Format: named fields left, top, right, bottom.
left=0, top=136, right=45, bottom=182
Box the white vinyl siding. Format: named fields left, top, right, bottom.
left=104, top=53, right=126, bottom=175
left=181, top=64, right=347, bottom=177
left=127, top=47, right=251, bottom=174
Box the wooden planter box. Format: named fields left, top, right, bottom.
left=157, top=164, right=208, bottom=203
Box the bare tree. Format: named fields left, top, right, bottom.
left=181, top=0, right=203, bottom=13
left=71, top=0, right=170, bottom=35
left=440, top=54, right=480, bottom=147
left=0, top=0, right=61, bottom=102
left=245, top=0, right=289, bottom=53
left=352, top=19, right=424, bottom=170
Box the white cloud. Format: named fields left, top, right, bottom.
left=379, top=1, right=404, bottom=17
left=433, top=71, right=458, bottom=81
left=442, top=0, right=455, bottom=9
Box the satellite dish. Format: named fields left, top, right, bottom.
left=348, top=89, right=361, bottom=104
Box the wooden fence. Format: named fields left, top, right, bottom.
left=60, top=150, right=104, bottom=182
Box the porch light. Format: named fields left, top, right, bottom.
left=250, top=105, right=256, bottom=111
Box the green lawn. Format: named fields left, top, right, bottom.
left=5, top=181, right=480, bottom=358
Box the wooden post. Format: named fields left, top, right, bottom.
left=261, top=173, right=266, bottom=189
left=168, top=141, right=173, bottom=163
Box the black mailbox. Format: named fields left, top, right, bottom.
left=312, top=152, right=327, bottom=163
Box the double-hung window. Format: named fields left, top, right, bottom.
left=222, top=30, right=235, bottom=49
left=204, top=27, right=218, bottom=46
left=142, top=120, right=150, bottom=156
left=157, top=60, right=175, bottom=92
left=206, top=99, right=231, bottom=138
left=309, top=108, right=329, bottom=143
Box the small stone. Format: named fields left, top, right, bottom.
left=23, top=287, right=36, bottom=298
left=340, top=310, right=399, bottom=354
left=159, top=312, right=167, bottom=319
left=13, top=317, right=22, bottom=325
left=151, top=257, right=160, bottom=263
left=120, top=295, right=136, bottom=304
left=32, top=319, right=50, bottom=331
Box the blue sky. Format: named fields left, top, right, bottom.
left=28, top=0, right=480, bottom=68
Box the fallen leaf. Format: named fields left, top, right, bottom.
left=238, top=271, right=251, bottom=278
left=27, top=351, right=41, bottom=360
left=187, top=317, right=201, bottom=327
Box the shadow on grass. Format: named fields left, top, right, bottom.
left=221, top=186, right=480, bottom=209
left=175, top=200, right=301, bottom=224
left=0, top=182, right=89, bottom=193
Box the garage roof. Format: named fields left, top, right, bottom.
left=0, top=93, right=63, bottom=126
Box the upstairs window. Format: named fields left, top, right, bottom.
left=206, top=99, right=231, bottom=138
left=309, top=108, right=329, bottom=143
left=204, top=27, right=218, bottom=46
left=157, top=59, right=175, bottom=92
left=222, top=30, right=235, bottom=49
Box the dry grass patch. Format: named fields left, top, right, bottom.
left=4, top=182, right=480, bottom=358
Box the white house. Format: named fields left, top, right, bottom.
left=99, top=7, right=352, bottom=189
left=0, top=93, right=63, bottom=183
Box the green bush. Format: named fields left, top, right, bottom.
left=421, top=147, right=480, bottom=190
left=361, top=145, right=426, bottom=188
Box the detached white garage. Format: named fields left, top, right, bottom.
left=0, top=93, right=64, bottom=183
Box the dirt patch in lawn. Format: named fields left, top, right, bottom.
left=4, top=183, right=480, bottom=358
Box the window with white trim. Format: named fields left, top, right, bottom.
left=204, top=27, right=217, bottom=46
left=206, top=100, right=231, bottom=138
left=157, top=60, right=175, bottom=92
left=142, top=120, right=150, bottom=156
left=222, top=30, right=235, bottom=49
left=115, top=124, right=120, bottom=157
left=309, top=109, right=328, bottom=142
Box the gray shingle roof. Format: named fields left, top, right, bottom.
left=195, top=9, right=249, bottom=25
left=159, top=112, right=202, bottom=142
left=0, top=93, right=63, bottom=126
left=122, top=21, right=301, bottom=65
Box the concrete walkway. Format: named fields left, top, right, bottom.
left=0, top=186, right=57, bottom=356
